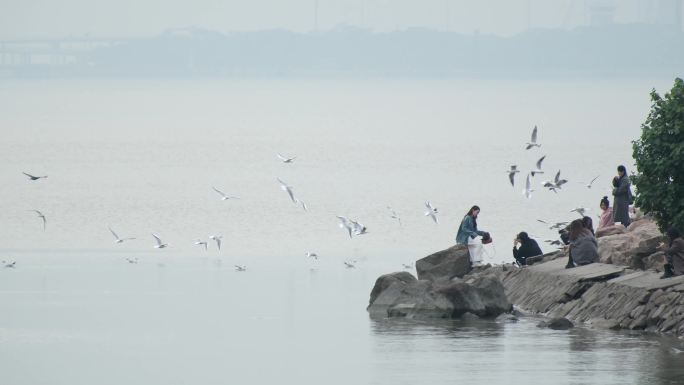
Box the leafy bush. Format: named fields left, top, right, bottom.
left=632, top=77, right=684, bottom=232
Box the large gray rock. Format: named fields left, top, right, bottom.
left=415, top=244, right=471, bottom=281
left=368, top=272, right=418, bottom=307
left=597, top=219, right=664, bottom=268
left=367, top=270, right=512, bottom=319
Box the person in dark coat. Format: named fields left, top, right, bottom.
left=660, top=228, right=684, bottom=279
left=513, top=231, right=543, bottom=266
left=612, top=165, right=633, bottom=227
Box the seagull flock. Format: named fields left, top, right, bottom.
left=506, top=125, right=609, bottom=248
left=14, top=132, right=607, bottom=270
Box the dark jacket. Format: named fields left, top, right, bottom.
left=612, top=175, right=632, bottom=226
left=665, top=238, right=684, bottom=275
left=513, top=239, right=543, bottom=265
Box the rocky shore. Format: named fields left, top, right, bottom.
left=368, top=218, right=684, bottom=337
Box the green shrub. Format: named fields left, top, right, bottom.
left=632, top=77, right=684, bottom=232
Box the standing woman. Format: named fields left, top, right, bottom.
left=597, top=196, right=614, bottom=230
left=612, top=165, right=633, bottom=227
left=456, top=205, right=489, bottom=266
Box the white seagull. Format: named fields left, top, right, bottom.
left=277, top=153, right=296, bottom=163
left=424, top=201, right=439, bottom=224
left=525, top=125, right=541, bottom=150
left=344, top=261, right=356, bottom=268
left=530, top=155, right=546, bottom=177
left=522, top=173, right=534, bottom=199
left=152, top=233, right=168, bottom=249
left=402, top=263, right=413, bottom=269
left=209, top=235, right=223, bottom=250
left=570, top=207, right=588, bottom=217
left=234, top=265, right=247, bottom=272
left=23, top=172, right=48, bottom=181
left=306, top=252, right=319, bottom=260
left=549, top=222, right=569, bottom=230
left=30, top=210, right=47, bottom=231
left=579, top=175, right=601, bottom=189
left=3, top=261, right=16, bottom=268
left=277, top=178, right=297, bottom=204
left=193, top=239, right=208, bottom=250
left=212, top=187, right=240, bottom=201
left=542, top=170, right=568, bottom=193
left=507, top=165, right=520, bottom=187
left=125, top=257, right=138, bottom=264
left=109, top=227, right=135, bottom=244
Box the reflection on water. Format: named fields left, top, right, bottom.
left=370, top=317, right=684, bottom=385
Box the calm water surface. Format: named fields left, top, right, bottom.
left=1, top=78, right=682, bottom=384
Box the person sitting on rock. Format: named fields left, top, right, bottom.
left=597, top=196, right=614, bottom=230
left=660, top=228, right=684, bottom=279
left=513, top=232, right=542, bottom=266
left=456, top=205, right=489, bottom=267
left=565, top=219, right=599, bottom=268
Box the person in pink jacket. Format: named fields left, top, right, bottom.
left=597, top=196, right=615, bottom=230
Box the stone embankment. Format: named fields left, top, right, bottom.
left=368, top=218, right=684, bottom=337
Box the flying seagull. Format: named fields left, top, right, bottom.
left=424, top=201, right=439, bottom=224
left=212, top=187, right=240, bottom=201
left=344, top=261, right=356, bottom=269
left=507, top=165, right=520, bottom=187
left=277, top=178, right=297, bottom=204
left=525, top=125, right=541, bottom=150
left=125, top=257, right=138, bottom=264
left=3, top=261, right=16, bottom=268
left=570, top=207, right=588, bottom=217
left=109, top=227, right=135, bottom=244
left=545, top=239, right=563, bottom=246
left=530, top=155, right=546, bottom=177
left=234, top=265, right=247, bottom=272
left=579, top=175, right=601, bottom=189
left=402, top=263, right=413, bottom=269
left=193, top=239, right=208, bottom=250
left=522, top=173, right=534, bottom=199
left=209, top=235, right=223, bottom=251
left=542, top=170, right=568, bottom=193
left=23, top=172, right=47, bottom=181
left=549, top=222, right=569, bottom=230
left=152, top=233, right=168, bottom=249
left=30, top=210, right=47, bottom=230
left=277, top=153, right=296, bottom=163
left=306, top=252, right=319, bottom=260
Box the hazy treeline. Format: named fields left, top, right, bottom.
left=4, top=24, right=684, bottom=77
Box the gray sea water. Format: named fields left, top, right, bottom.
left=1, top=78, right=683, bottom=384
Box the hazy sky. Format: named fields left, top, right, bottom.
left=0, top=0, right=679, bottom=39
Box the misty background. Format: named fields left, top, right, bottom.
left=1, top=0, right=683, bottom=77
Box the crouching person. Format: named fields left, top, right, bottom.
left=513, top=232, right=542, bottom=266
left=660, top=228, right=684, bottom=279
